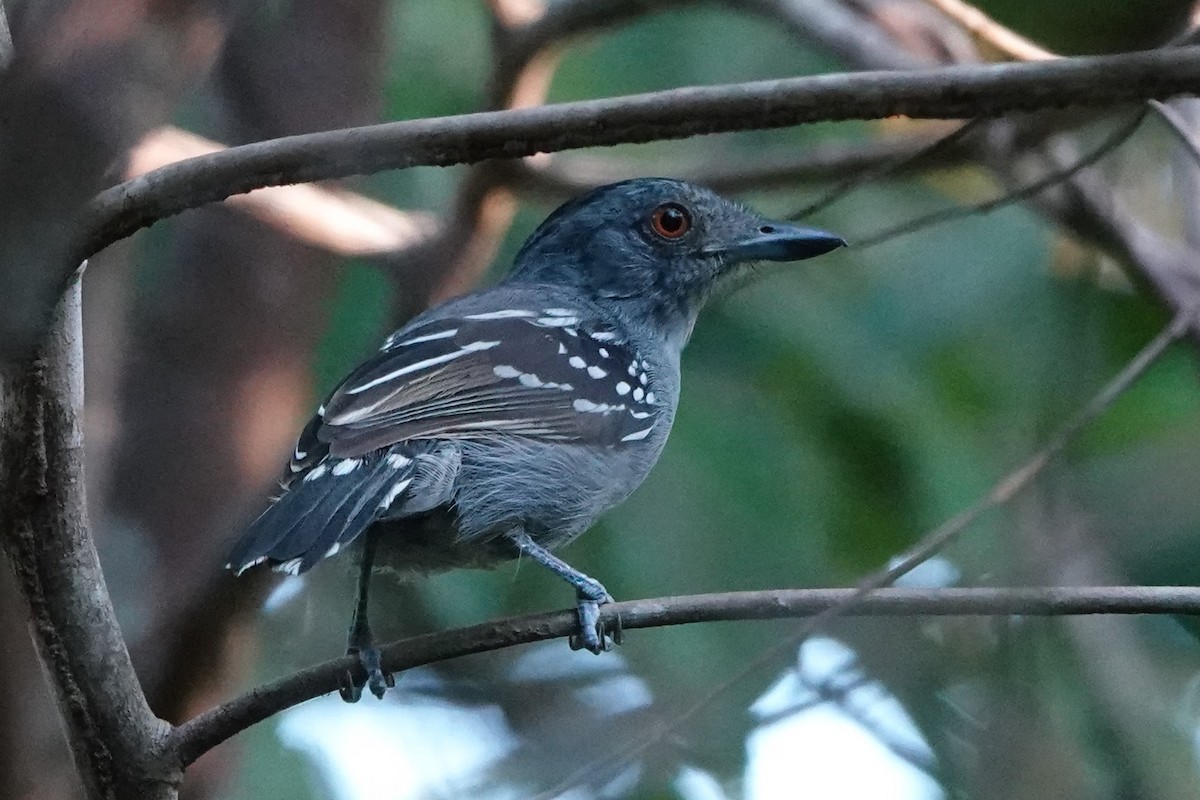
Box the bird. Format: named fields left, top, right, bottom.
left=227, top=177, right=844, bottom=701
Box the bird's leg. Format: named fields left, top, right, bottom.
left=339, top=529, right=395, bottom=702
left=506, top=529, right=622, bottom=654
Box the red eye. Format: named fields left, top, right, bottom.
left=649, top=203, right=691, bottom=240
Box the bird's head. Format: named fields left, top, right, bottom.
left=507, top=177, right=844, bottom=344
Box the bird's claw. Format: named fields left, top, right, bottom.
left=338, top=645, right=394, bottom=703
left=569, top=591, right=622, bottom=654
left=338, top=669, right=363, bottom=703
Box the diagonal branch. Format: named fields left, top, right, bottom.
left=171, top=584, right=1200, bottom=766
left=125, top=127, right=441, bottom=256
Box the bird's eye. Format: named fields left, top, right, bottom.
left=649, top=203, right=692, bottom=240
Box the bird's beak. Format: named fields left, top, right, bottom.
left=716, top=221, right=846, bottom=263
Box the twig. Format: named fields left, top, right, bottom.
left=853, top=109, right=1147, bottom=249
left=74, top=47, right=1200, bottom=270
left=127, top=126, right=440, bottom=257
left=920, top=0, right=1054, bottom=61
left=507, top=130, right=977, bottom=199
left=788, top=118, right=986, bottom=220
left=171, top=583, right=1200, bottom=765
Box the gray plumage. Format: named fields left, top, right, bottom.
left=227, top=177, right=844, bottom=700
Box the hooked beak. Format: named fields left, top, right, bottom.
left=715, top=221, right=846, bottom=263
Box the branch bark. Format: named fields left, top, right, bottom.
left=0, top=284, right=177, bottom=800
left=170, top=584, right=1200, bottom=766
left=76, top=46, right=1200, bottom=267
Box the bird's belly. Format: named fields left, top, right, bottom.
left=452, top=438, right=663, bottom=549
left=372, top=507, right=512, bottom=574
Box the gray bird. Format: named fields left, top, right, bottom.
left=227, top=177, right=844, bottom=701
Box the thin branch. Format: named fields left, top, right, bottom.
left=920, top=0, right=1055, bottom=61
left=171, top=584, right=1200, bottom=766
left=506, top=130, right=977, bottom=199
left=853, top=109, right=1147, bottom=249
left=128, top=127, right=441, bottom=256
left=74, top=46, right=1200, bottom=268
left=788, top=118, right=986, bottom=220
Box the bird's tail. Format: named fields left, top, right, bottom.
left=226, top=452, right=416, bottom=576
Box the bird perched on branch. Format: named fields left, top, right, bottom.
left=228, top=177, right=844, bottom=701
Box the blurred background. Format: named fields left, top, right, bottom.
left=5, top=0, right=1200, bottom=798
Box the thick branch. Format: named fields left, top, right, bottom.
left=77, top=46, right=1200, bottom=267
left=172, top=584, right=1200, bottom=766
left=0, top=285, right=176, bottom=799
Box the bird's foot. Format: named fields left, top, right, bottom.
left=339, top=643, right=395, bottom=702
left=568, top=579, right=623, bottom=654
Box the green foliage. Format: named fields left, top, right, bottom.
left=231, top=3, right=1200, bottom=798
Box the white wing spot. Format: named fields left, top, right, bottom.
left=346, top=340, right=500, bottom=395
left=558, top=342, right=568, bottom=355
left=519, top=373, right=545, bottom=388
left=574, top=399, right=624, bottom=413
left=621, top=425, right=655, bottom=442
left=633, top=387, right=645, bottom=401
left=493, top=365, right=521, bottom=379
left=568, top=356, right=586, bottom=369
left=276, top=558, right=304, bottom=576
left=639, top=372, right=648, bottom=385
left=615, top=381, right=631, bottom=395
left=630, top=410, right=653, bottom=419
left=598, top=348, right=609, bottom=358
left=536, top=316, right=579, bottom=327
left=543, top=308, right=576, bottom=317
left=380, top=477, right=413, bottom=510
left=234, top=555, right=267, bottom=576
left=464, top=309, right=535, bottom=320
left=627, top=363, right=638, bottom=377
left=396, top=328, right=457, bottom=347
left=587, top=365, right=607, bottom=379
left=386, top=453, right=412, bottom=469
left=303, top=463, right=328, bottom=482
left=325, top=542, right=342, bottom=558
left=645, top=391, right=656, bottom=405
left=590, top=331, right=618, bottom=342
left=332, top=458, right=361, bottom=476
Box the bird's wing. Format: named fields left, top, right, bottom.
left=303, top=309, right=663, bottom=463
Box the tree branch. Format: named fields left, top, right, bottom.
left=126, top=126, right=440, bottom=257
left=171, top=584, right=1200, bottom=766
left=0, top=284, right=177, bottom=799
left=75, top=46, right=1200, bottom=269
left=506, top=128, right=975, bottom=199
